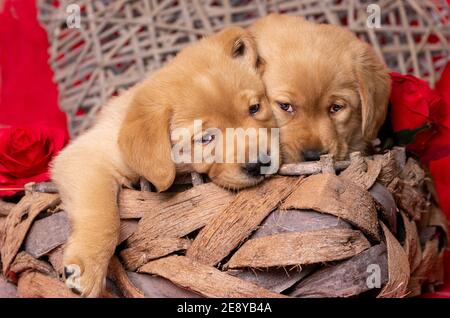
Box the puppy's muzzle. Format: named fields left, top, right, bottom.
left=301, top=149, right=326, bottom=162
left=242, top=160, right=272, bottom=177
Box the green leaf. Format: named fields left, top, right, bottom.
left=393, top=122, right=431, bottom=146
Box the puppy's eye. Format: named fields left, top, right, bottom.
left=329, top=104, right=344, bottom=114
left=249, top=104, right=260, bottom=115
left=277, top=102, right=294, bottom=113
left=196, top=133, right=215, bottom=145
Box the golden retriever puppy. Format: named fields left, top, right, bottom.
left=51, top=26, right=277, bottom=297
left=249, top=14, right=391, bottom=162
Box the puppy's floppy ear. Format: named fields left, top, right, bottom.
left=354, top=42, right=391, bottom=141
left=118, top=86, right=175, bottom=192
left=218, top=26, right=260, bottom=70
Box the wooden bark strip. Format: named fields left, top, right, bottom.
left=405, top=277, right=422, bottom=298
left=278, top=160, right=350, bottom=175
left=0, top=200, right=14, bottom=216
left=339, top=153, right=382, bottom=190
left=126, top=271, right=202, bottom=298
left=186, top=176, right=303, bottom=266
left=432, top=248, right=445, bottom=287
left=0, top=275, right=17, bottom=298
left=319, top=154, right=335, bottom=174
left=107, top=256, right=144, bottom=298
left=22, top=217, right=140, bottom=252
left=387, top=177, right=430, bottom=221
left=377, top=223, right=410, bottom=298
left=281, top=174, right=380, bottom=241
left=400, top=211, right=422, bottom=273
left=412, top=238, right=443, bottom=286
left=1, top=192, right=60, bottom=273
left=400, top=158, right=426, bottom=188
left=101, top=289, right=120, bottom=298
left=17, top=271, right=79, bottom=298
left=226, top=229, right=370, bottom=269
left=375, top=147, right=406, bottom=186
left=118, top=219, right=139, bottom=244
left=428, top=205, right=449, bottom=236
left=0, top=216, right=5, bottom=245
left=119, top=183, right=233, bottom=219
left=139, top=255, right=285, bottom=298
left=126, top=183, right=234, bottom=244
left=218, top=211, right=330, bottom=290
left=290, top=244, right=388, bottom=298
left=369, top=182, right=397, bottom=234
left=47, top=245, right=65, bottom=276
left=228, top=266, right=315, bottom=294
left=24, top=212, right=70, bottom=258
left=251, top=210, right=351, bottom=239
left=121, top=237, right=191, bottom=271
left=251, top=209, right=351, bottom=239
left=9, top=252, right=56, bottom=279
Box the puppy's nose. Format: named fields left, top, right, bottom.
left=302, top=149, right=324, bottom=161
left=243, top=159, right=271, bottom=177
left=243, top=162, right=261, bottom=177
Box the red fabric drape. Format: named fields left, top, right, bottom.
left=0, top=0, right=69, bottom=196
left=421, top=63, right=450, bottom=298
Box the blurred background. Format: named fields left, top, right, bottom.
left=38, top=0, right=450, bottom=136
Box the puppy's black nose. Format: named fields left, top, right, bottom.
left=243, top=162, right=262, bottom=177
left=302, top=149, right=323, bottom=161
left=243, top=159, right=271, bottom=177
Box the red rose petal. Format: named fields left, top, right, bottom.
left=0, top=126, right=68, bottom=197
left=389, top=72, right=441, bottom=132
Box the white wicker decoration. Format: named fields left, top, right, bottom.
left=38, top=0, right=450, bottom=137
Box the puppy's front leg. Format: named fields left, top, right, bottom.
left=53, top=157, right=120, bottom=297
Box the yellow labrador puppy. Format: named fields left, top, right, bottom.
left=250, top=14, right=391, bottom=163
left=52, top=27, right=277, bottom=297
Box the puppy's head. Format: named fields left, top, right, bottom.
left=119, top=27, right=278, bottom=191
left=250, top=14, right=391, bottom=163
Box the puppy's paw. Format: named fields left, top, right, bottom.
left=64, top=264, right=82, bottom=293
left=63, top=256, right=108, bottom=297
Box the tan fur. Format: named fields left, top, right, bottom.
left=249, top=14, right=391, bottom=163
left=51, top=26, right=277, bottom=297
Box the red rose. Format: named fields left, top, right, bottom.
left=0, top=125, right=68, bottom=196
left=391, top=67, right=450, bottom=297
left=390, top=72, right=450, bottom=162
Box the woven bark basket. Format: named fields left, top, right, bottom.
left=0, top=147, right=448, bottom=298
